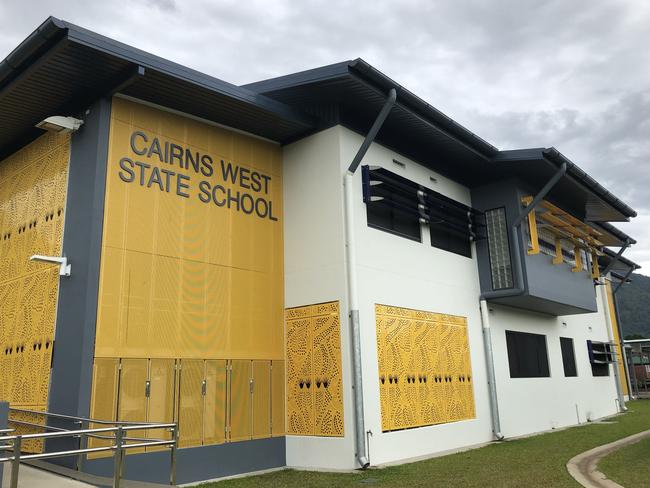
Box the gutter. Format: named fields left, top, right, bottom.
left=349, top=58, right=499, bottom=159
left=542, top=148, right=637, bottom=219
left=0, top=16, right=66, bottom=88
left=344, top=87, right=396, bottom=469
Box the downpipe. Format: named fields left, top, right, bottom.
left=479, top=300, right=504, bottom=440
left=344, top=87, right=396, bottom=469
left=598, top=279, right=627, bottom=412
left=345, top=172, right=370, bottom=469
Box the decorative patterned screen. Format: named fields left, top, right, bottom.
left=375, top=304, right=475, bottom=432
left=0, top=132, right=70, bottom=453
left=285, top=301, right=344, bottom=437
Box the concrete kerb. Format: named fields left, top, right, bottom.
left=567, top=429, right=650, bottom=488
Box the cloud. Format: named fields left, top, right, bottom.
left=0, top=0, right=648, bottom=269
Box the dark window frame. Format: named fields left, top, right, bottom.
left=505, top=330, right=550, bottom=378
left=560, top=337, right=578, bottom=377
left=361, top=165, right=480, bottom=252
left=587, top=340, right=614, bottom=377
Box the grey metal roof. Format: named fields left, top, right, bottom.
left=245, top=60, right=637, bottom=223
left=244, top=58, right=498, bottom=184
left=599, top=247, right=641, bottom=274
left=0, top=16, right=316, bottom=158
left=490, top=148, right=636, bottom=222
left=1, top=18, right=638, bottom=229
left=591, top=221, right=637, bottom=246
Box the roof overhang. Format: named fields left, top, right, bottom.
left=598, top=247, right=641, bottom=278
left=490, top=148, right=636, bottom=222
left=245, top=58, right=499, bottom=184
left=0, top=17, right=316, bottom=158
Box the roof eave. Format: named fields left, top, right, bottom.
left=542, top=147, right=637, bottom=219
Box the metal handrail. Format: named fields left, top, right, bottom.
left=9, top=407, right=169, bottom=426
left=0, top=414, right=178, bottom=488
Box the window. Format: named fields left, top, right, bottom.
left=365, top=190, right=422, bottom=241
left=505, top=331, right=550, bottom=378
left=560, top=337, right=577, bottom=377
left=587, top=340, right=614, bottom=377
left=485, top=208, right=513, bottom=289
left=430, top=222, right=471, bottom=257
left=361, top=165, right=480, bottom=253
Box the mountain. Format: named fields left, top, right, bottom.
left=615, top=272, right=650, bottom=339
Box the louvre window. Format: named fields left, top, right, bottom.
left=485, top=208, right=513, bottom=289
left=430, top=222, right=471, bottom=257
left=505, top=330, right=550, bottom=378
left=560, top=337, right=578, bottom=377
left=365, top=187, right=422, bottom=241
left=587, top=340, right=614, bottom=377
left=362, top=165, right=481, bottom=255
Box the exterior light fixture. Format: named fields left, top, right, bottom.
left=35, top=116, right=83, bottom=134
left=30, top=255, right=71, bottom=276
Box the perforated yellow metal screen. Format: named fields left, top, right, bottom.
left=94, top=97, right=284, bottom=361
left=230, top=360, right=252, bottom=442
left=117, top=359, right=148, bottom=454
left=271, top=360, right=285, bottom=436
left=204, top=360, right=227, bottom=445
left=0, top=133, right=70, bottom=428
left=252, top=360, right=271, bottom=439
left=285, top=301, right=343, bottom=437
left=376, top=305, right=475, bottom=432
left=88, top=358, right=119, bottom=458
left=147, top=359, right=175, bottom=451
left=178, top=359, right=203, bottom=448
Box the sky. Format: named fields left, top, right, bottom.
left=1, top=0, right=648, bottom=271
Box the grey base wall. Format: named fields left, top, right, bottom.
left=0, top=401, right=7, bottom=481
left=82, top=437, right=286, bottom=485
left=47, top=97, right=111, bottom=464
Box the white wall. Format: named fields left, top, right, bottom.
left=338, top=127, right=494, bottom=465
left=490, top=293, right=620, bottom=438
left=282, top=127, right=358, bottom=469
left=283, top=125, right=621, bottom=470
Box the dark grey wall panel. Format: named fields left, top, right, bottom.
left=472, top=178, right=598, bottom=315
left=83, top=437, right=287, bottom=484
left=47, top=97, right=111, bottom=460
left=0, top=401, right=7, bottom=481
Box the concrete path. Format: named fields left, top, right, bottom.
left=566, top=429, right=650, bottom=488
left=2, top=463, right=96, bottom=487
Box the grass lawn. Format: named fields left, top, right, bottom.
left=598, top=432, right=650, bottom=487
left=199, top=400, right=650, bottom=488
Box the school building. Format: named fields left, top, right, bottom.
left=0, top=16, right=641, bottom=484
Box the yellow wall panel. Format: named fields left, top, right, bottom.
left=204, top=360, right=227, bottom=445
left=117, top=359, right=148, bottom=454
left=95, top=97, right=284, bottom=361
left=178, top=359, right=203, bottom=448
left=375, top=305, right=475, bottom=432
left=230, top=359, right=252, bottom=442
left=286, top=312, right=313, bottom=435
left=605, top=281, right=629, bottom=397
left=271, top=360, right=285, bottom=436
left=285, top=302, right=343, bottom=437
left=147, top=359, right=176, bottom=451
left=252, top=360, right=271, bottom=439
left=88, top=358, right=119, bottom=457
left=0, top=132, right=69, bottom=415
left=312, top=308, right=344, bottom=436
